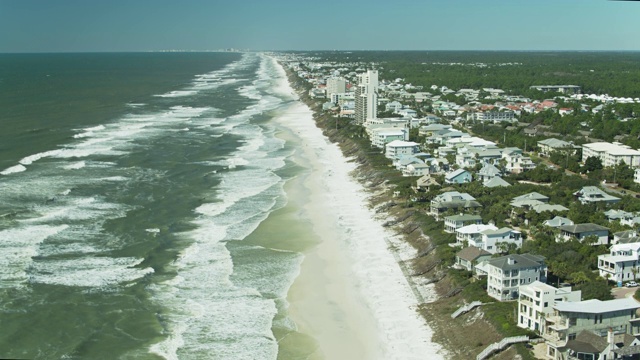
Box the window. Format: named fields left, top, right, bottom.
left=568, top=333, right=576, bottom=340
left=544, top=302, right=548, bottom=308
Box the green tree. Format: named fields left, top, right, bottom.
left=577, top=279, right=613, bottom=301
left=583, top=156, right=603, bottom=173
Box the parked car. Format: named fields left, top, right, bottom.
left=625, top=281, right=638, bottom=288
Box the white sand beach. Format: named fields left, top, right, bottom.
left=272, top=61, right=447, bottom=360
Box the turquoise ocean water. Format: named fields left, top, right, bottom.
left=0, top=52, right=313, bottom=359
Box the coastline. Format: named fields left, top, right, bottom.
left=271, top=59, right=447, bottom=359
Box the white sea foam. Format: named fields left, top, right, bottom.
left=0, top=164, right=27, bottom=175
left=19, top=150, right=60, bottom=165
left=0, top=225, right=69, bottom=288
left=155, top=90, right=198, bottom=98
left=62, top=161, right=86, bottom=170
left=29, top=256, right=154, bottom=287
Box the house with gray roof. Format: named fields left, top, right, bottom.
left=557, top=223, right=610, bottom=245
left=574, top=186, right=621, bottom=205
left=484, top=253, right=547, bottom=301
left=476, top=162, right=502, bottom=182
left=543, top=216, right=574, bottom=228
left=455, top=247, right=492, bottom=272
left=513, top=192, right=549, bottom=203
left=613, top=230, right=640, bottom=245
left=483, top=176, right=511, bottom=188
left=430, top=191, right=481, bottom=220
left=537, top=138, right=580, bottom=157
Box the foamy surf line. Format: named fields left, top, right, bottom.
left=270, top=57, right=447, bottom=359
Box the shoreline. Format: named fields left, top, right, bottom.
left=271, top=58, right=447, bottom=359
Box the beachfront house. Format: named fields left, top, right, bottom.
left=430, top=191, right=480, bottom=220
left=402, top=163, right=431, bottom=177
left=543, top=298, right=640, bottom=360
left=444, top=214, right=482, bottom=233
left=371, top=128, right=408, bottom=148
left=415, top=175, right=440, bottom=192
left=456, top=224, right=523, bottom=254
left=598, top=242, right=640, bottom=284
left=385, top=140, right=420, bottom=159
left=557, top=223, right=610, bottom=245
left=485, top=253, right=547, bottom=301
left=517, top=281, right=581, bottom=334
left=455, top=247, right=492, bottom=273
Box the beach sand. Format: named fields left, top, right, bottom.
left=272, top=59, right=447, bottom=359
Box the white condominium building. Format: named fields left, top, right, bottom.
left=582, top=142, right=640, bottom=167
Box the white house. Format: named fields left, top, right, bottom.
left=385, top=140, right=420, bottom=159
left=518, top=281, right=581, bottom=333
left=371, top=128, right=408, bottom=148
left=485, top=253, right=547, bottom=301
left=503, top=153, right=536, bottom=174
left=455, top=224, right=522, bottom=254
left=598, top=242, right=640, bottom=284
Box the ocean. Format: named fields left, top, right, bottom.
left=0, top=52, right=315, bottom=359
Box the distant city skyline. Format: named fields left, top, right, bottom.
left=1, top=0, right=639, bottom=53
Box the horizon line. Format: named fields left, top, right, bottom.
left=1, top=49, right=640, bottom=54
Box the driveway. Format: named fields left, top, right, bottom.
left=612, top=285, right=638, bottom=299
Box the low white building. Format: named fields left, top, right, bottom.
left=467, top=110, right=515, bottom=123
left=518, top=281, right=581, bottom=333
left=582, top=142, right=640, bottom=168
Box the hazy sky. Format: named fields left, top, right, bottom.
left=1, top=0, right=639, bottom=52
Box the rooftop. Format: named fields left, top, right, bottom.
left=554, top=297, right=640, bottom=314
left=558, top=223, right=609, bottom=234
